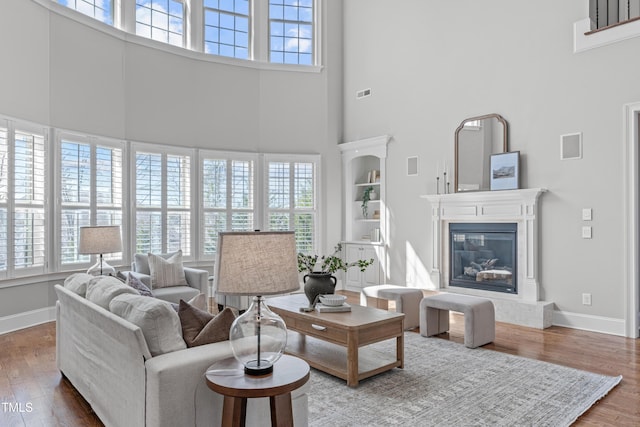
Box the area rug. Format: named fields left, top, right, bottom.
left=307, top=333, right=621, bottom=426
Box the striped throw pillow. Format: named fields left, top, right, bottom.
left=148, top=250, right=189, bottom=289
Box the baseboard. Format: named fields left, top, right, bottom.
left=0, top=306, right=56, bottom=335
left=553, top=310, right=626, bottom=337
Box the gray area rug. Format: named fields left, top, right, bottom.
left=307, top=333, right=621, bottom=426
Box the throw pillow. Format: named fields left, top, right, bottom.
left=109, top=293, right=187, bottom=356
left=178, top=301, right=235, bottom=347
left=148, top=250, right=188, bottom=289
left=63, top=272, right=94, bottom=297
left=126, top=273, right=154, bottom=297
left=168, top=293, right=207, bottom=312
left=134, top=250, right=179, bottom=275
left=86, top=276, right=139, bottom=310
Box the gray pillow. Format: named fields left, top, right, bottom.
left=63, top=272, right=94, bottom=297
left=126, top=273, right=153, bottom=297
left=134, top=251, right=179, bottom=275
left=86, top=276, right=138, bottom=310
left=148, top=250, right=188, bottom=289
left=109, top=293, right=186, bottom=356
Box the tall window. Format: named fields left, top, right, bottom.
left=58, top=136, right=123, bottom=268
left=57, top=0, right=114, bottom=25
left=134, top=146, right=191, bottom=256
left=0, top=122, right=47, bottom=278
left=136, top=0, right=185, bottom=47
left=269, top=0, right=313, bottom=65
left=204, top=0, right=250, bottom=59
left=266, top=156, right=317, bottom=253
left=201, top=153, right=256, bottom=257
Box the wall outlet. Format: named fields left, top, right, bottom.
left=582, top=293, right=592, bottom=306
left=582, top=226, right=592, bottom=239
left=582, top=208, right=592, bottom=221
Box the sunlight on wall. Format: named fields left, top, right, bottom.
left=405, top=240, right=436, bottom=289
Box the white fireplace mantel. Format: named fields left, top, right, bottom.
left=421, top=188, right=553, bottom=328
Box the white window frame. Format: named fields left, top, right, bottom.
left=0, top=118, right=49, bottom=280
left=47, top=0, right=322, bottom=71
left=263, top=153, right=320, bottom=254
left=134, top=0, right=186, bottom=47
left=267, top=0, right=315, bottom=65
left=130, top=142, right=195, bottom=259
left=199, top=150, right=259, bottom=260
left=54, top=131, right=126, bottom=272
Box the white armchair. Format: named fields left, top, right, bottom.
left=129, top=252, right=209, bottom=305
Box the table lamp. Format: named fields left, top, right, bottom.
left=215, top=231, right=300, bottom=376
left=79, top=225, right=122, bottom=276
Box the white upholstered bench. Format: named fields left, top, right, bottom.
left=419, top=293, right=495, bottom=348
left=360, top=284, right=423, bottom=330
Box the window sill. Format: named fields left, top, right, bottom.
left=574, top=17, right=640, bottom=53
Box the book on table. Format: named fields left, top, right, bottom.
left=315, top=303, right=351, bottom=313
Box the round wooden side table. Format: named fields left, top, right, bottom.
left=205, top=355, right=310, bottom=427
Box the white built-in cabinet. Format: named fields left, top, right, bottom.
left=338, top=135, right=389, bottom=291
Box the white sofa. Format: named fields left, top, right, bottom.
left=55, top=274, right=309, bottom=427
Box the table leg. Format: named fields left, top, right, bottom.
left=221, top=396, right=247, bottom=427
left=347, top=331, right=359, bottom=387
left=270, top=392, right=294, bottom=427
left=397, top=330, right=404, bottom=369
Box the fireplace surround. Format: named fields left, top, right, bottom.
left=423, top=188, right=553, bottom=328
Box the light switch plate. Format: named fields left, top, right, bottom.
left=582, top=208, right=592, bottom=221
left=582, top=226, right=592, bottom=239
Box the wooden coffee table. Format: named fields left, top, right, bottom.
left=267, top=293, right=404, bottom=387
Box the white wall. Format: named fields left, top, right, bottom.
left=342, top=0, right=639, bottom=332
left=0, top=0, right=343, bottom=326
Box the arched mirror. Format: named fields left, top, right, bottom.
left=454, top=114, right=508, bottom=192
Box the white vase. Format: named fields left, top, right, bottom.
left=370, top=190, right=378, bottom=200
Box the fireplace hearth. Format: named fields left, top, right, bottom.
left=449, top=223, right=517, bottom=294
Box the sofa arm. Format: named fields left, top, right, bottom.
left=184, top=267, right=209, bottom=297
left=145, top=341, right=234, bottom=427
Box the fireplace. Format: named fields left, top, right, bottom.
left=449, top=223, right=517, bottom=294
left=422, top=188, right=553, bottom=329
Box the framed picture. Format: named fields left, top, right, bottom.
left=490, top=151, right=520, bottom=190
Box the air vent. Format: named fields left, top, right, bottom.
left=356, top=88, right=372, bottom=99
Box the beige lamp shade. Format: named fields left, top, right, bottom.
left=79, top=226, right=123, bottom=255
left=215, top=231, right=300, bottom=296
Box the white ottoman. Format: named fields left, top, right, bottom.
left=420, top=293, right=495, bottom=348
left=360, top=284, right=423, bottom=330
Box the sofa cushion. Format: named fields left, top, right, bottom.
left=148, top=250, right=188, bottom=289
left=86, top=276, right=138, bottom=310
left=126, top=272, right=154, bottom=297
left=64, top=272, right=95, bottom=297
left=178, top=302, right=235, bottom=348
left=152, top=285, right=200, bottom=304
left=110, top=293, right=187, bottom=356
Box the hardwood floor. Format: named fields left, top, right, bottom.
left=0, top=293, right=638, bottom=426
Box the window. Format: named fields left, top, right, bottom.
left=201, top=153, right=256, bottom=257
left=136, top=0, right=185, bottom=47
left=58, top=135, right=123, bottom=269
left=134, top=146, right=192, bottom=256
left=57, top=0, right=114, bottom=25
left=265, top=156, right=317, bottom=253
left=204, top=0, right=250, bottom=59
left=269, top=0, right=313, bottom=65
left=0, top=121, right=47, bottom=278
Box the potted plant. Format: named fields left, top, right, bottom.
left=361, top=186, right=375, bottom=218
left=298, top=243, right=374, bottom=306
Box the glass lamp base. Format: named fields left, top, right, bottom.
left=87, top=258, right=116, bottom=276
left=244, top=359, right=274, bottom=376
